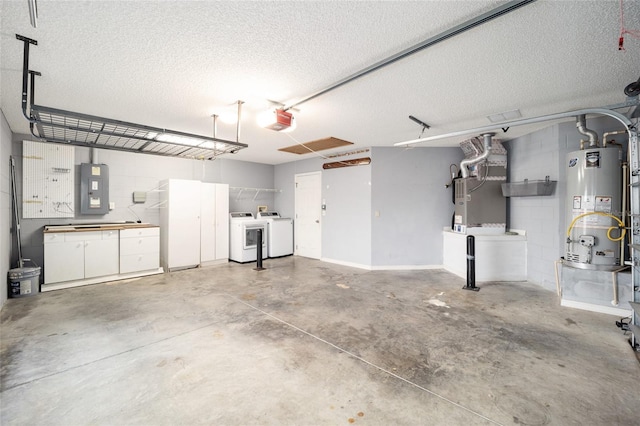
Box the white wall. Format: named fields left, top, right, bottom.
left=1, top=111, right=12, bottom=308
left=9, top=134, right=275, bottom=282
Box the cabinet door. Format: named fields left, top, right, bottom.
left=200, top=183, right=216, bottom=263
left=44, top=241, right=84, bottom=284
left=167, top=179, right=201, bottom=269
left=214, top=184, right=229, bottom=259
left=85, top=238, right=119, bottom=278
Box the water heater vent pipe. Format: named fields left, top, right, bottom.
left=460, top=133, right=494, bottom=178
left=576, top=114, right=599, bottom=147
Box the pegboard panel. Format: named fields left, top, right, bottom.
left=22, top=141, right=75, bottom=218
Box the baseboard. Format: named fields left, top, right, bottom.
left=369, top=264, right=444, bottom=271
left=561, top=299, right=632, bottom=317
left=321, top=258, right=444, bottom=271
left=41, top=268, right=164, bottom=292
left=321, top=258, right=371, bottom=270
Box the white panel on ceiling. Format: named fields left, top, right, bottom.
left=22, top=141, right=75, bottom=218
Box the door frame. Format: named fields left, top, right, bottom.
left=294, top=171, right=322, bottom=259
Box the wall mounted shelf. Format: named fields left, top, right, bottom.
left=230, top=187, right=282, bottom=201
left=501, top=176, right=557, bottom=197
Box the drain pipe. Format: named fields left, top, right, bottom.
left=611, top=266, right=630, bottom=306
left=554, top=259, right=563, bottom=296
left=460, top=133, right=494, bottom=178
left=576, top=115, right=599, bottom=147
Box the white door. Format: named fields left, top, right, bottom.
left=294, top=172, right=322, bottom=259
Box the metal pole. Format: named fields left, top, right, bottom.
left=463, top=235, right=479, bottom=291
left=254, top=228, right=265, bottom=271
left=10, top=157, right=23, bottom=268
left=395, top=107, right=633, bottom=147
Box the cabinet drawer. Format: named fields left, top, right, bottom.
left=120, top=253, right=159, bottom=274
left=44, top=233, right=66, bottom=243
left=101, top=230, right=119, bottom=240
left=120, top=236, right=159, bottom=256
left=64, top=231, right=102, bottom=242
left=120, top=227, right=159, bottom=239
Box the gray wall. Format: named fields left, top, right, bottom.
left=506, top=116, right=628, bottom=291
left=371, top=147, right=463, bottom=266
left=9, top=133, right=275, bottom=285
left=274, top=147, right=462, bottom=268
left=274, top=150, right=372, bottom=266
left=1, top=112, right=12, bottom=308
left=322, top=162, right=372, bottom=266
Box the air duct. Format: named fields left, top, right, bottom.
left=576, top=114, right=598, bottom=147
left=460, top=133, right=494, bottom=178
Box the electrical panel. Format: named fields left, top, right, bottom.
left=80, top=163, right=109, bottom=215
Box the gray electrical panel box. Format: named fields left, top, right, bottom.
left=80, top=163, right=109, bottom=215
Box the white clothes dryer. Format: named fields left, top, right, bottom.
left=229, top=212, right=267, bottom=263
left=257, top=211, right=293, bottom=258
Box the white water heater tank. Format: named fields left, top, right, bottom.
left=565, top=147, right=622, bottom=270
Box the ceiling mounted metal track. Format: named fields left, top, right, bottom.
left=284, top=0, right=536, bottom=111
left=16, top=34, right=247, bottom=160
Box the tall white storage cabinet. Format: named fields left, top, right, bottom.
left=160, top=179, right=201, bottom=271
left=159, top=179, right=229, bottom=271
left=200, top=183, right=229, bottom=266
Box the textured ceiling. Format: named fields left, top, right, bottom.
left=1, top=0, right=639, bottom=165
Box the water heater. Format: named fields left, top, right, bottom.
left=565, top=147, right=623, bottom=270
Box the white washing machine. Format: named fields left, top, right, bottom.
left=257, top=211, right=293, bottom=258
left=229, top=212, right=267, bottom=263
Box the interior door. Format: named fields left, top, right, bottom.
left=294, top=172, right=322, bottom=259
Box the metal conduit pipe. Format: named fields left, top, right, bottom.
left=394, top=107, right=634, bottom=147
left=576, top=114, right=599, bottom=147
left=460, top=133, right=494, bottom=178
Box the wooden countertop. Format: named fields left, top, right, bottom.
left=43, top=223, right=159, bottom=233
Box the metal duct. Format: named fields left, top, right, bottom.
left=576, top=114, right=599, bottom=147
left=460, top=133, right=494, bottom=178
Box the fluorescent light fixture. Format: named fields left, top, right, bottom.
left=28, top=0, right=38, bottom=28
left=156, top=133, right=203, bottom=146
left=487, top=109, right=521, bottom=123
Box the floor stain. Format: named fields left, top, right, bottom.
left=565, top=318, right=577, bottom=326
left=425, top=298, right=449, bottom=308
left=241, top=293, right=256, bottom=301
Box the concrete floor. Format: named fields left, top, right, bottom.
left=1, top=256, right=639, bottom=425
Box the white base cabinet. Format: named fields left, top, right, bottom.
left=44, top=230, right=119, bottom=284
left=120, top=227, right=160, bottom=274
left=43, top=225, right=161, bottom=291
